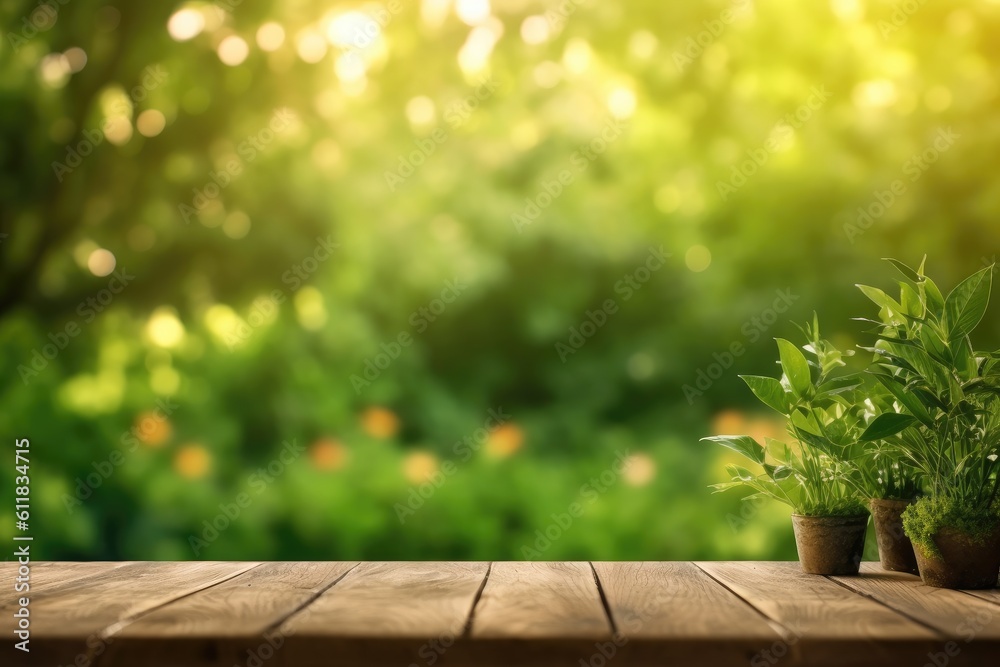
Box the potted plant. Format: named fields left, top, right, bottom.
left=858, top=259, right=1000, bottom=589
left=854, top=388, right=922, bottom=574
left=855, top=398, right=922, bottom=574
left=704, top=319, right=870, bottom=575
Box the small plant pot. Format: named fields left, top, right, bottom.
left=912, top=525, right=1000, bottom=590
left=869, top=499, right=919, bottom=575
left=792, top=514, right=869, bottom=575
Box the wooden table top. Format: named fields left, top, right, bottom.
left=4, top=561, right=999, bottom=667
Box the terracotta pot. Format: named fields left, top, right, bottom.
left=869, top=498, right=919, bottom=575
left=912, top=524, right=1000, bottom=589
left=792, top=514, right=869, bottom=575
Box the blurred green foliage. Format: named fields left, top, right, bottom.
left=1, top=0, right=999, bottom=561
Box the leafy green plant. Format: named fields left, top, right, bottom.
left=704, top=318, right=868, bottom=516
left=851, top=386, right=922, bottom=501
left=855, top=258, right=1000, bottom=553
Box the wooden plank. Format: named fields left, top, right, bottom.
left=697, top=562, right=942, bottom=667
left=592, top=561, right=789, bottom=667
left=833, top=563, right=1000, bottom=637
left=278, top=561, right=612, bottom=667
left=964, top=587, right=1000, bottom=607
left=470, top=561, right=610, bottom=640
left=278, top=561, right=489, bottom=667
left=283, top=561, right=487, bottom=637
left=1, top=561, right=259, bottom=667
left=829, top=563, right=1000, bottom=664
left=97, top=562, right=358, bottom=667
left=0, top=562, right=136, bottom=608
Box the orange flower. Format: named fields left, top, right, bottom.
left=403, top=451, right=438, bottom=484
left=622, top=453, right=656, bottom=487
left=134, top=410, right=172, bottom=448
left=710, top=409, right=746, bottom=436
left=310, top=438, right=348, bottom=471
left=361, top=406, right=400, bottom=439
left=485, top=423, right=524, bottom=458
left=174, top=443, right=211, bottom=479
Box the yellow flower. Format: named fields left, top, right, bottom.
left=360, top=406, right=400, bottom=439
left=174, top=443, right=211, bottom=479
left=310, top=438, right=348, bottom=471
left=485, top=423, right=524, bottom=458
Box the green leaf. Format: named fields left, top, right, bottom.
left=857, top=284, right=906, bottom=322
left=871, top=372, right=934, bottom=426
left=922, top=276, right=946, bottom=320
left=899, top=282, right=923, bottom=318
left=726, top=464, right=757, bottom=482
left=776, top=338, right=812, bottom=398
left=740, top=375, right=789, bottom=414
left=878, top=339, right=951, bottom=392
left=945, top=267, right=993, bottom=341
left=702, top=435, right=765, bottom=464
left=818, top=374, right=863, bottom=396
left=883, top=258, right=922, bottom=283
left=859, top=413, right=917, bottom=442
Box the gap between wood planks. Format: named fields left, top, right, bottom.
left=460, top=561, right=493, bottom=639
left=691, top=562, right=799, bottom=643
left=90, top=562, right=264, bottom=667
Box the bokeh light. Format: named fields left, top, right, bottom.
left=167, top=8, right=204, bottom=42
left=218, top=36, right=250, bottom=66
left=87, top=249, right=116, bottom=277
left=136, top=109, right=166, bottom=137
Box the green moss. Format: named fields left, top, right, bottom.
left=902, top=496, right=1000, bottom=558
left=799, top=499, right=869, bottom=517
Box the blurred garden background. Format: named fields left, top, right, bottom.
left=1, top=0, right=999, bottom=561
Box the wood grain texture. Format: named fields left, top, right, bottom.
left=2, top=561, right=259, bottom=667
left=96, top=562, right=358, bottom=667
left=592, top=561, right=791, bottom=667
left=827, top=563, right=1000, bottom=665
left=833, top=563, right=1000, bottom=638
left=470, top=561, right=610, bottom=639
left=594, top=561, right=785, bottom=640
left=7, top=561, right=1000, bottom=667
left=0, top=562, right=136, bottom=609
left=277, top=561, right=490, bottom=667
left=697, top=561, right=942, bottom=666
left=964, top=587, right=1000, bottom=607
left=280, top=561, right=488, bottom=638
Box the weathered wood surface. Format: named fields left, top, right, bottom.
left=3, top=561, right=999, bottom=667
